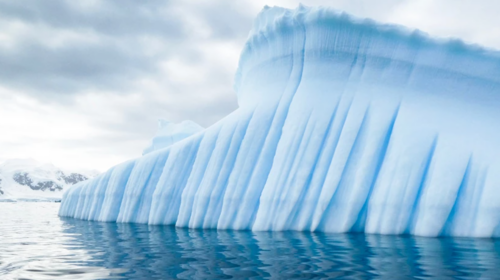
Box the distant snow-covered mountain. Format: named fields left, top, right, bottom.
left=0, top=159, right=98, bottom=201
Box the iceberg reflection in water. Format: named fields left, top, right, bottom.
left=2, top=203, right=500, bottom=279
left=57, top=219, right=500, bottom=279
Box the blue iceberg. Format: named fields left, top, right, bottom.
left=59, top=5, right=500, bottom=237
left=142, top=120, right=203, bottom=155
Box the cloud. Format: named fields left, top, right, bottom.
left=0, top=1, right=207, bottom=97
left=0, top=0, right=250, bottom=170
left=0, top=0, right=499, bottom=170
left=0, top=1, right=187, bottom=38
left=387, top=0, right=500, bottom=48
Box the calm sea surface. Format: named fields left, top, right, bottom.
left=1, top=202, right=500, bottom=279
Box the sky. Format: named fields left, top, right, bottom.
left=1, top=0, right=499, bottom=172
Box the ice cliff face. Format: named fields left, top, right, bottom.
left=60, top=6, right=500, bottom=237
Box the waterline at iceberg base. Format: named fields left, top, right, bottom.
left=59, top=5, right=500, bottom=238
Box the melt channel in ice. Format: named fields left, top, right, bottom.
left=59, top=5, right=500, bottom=238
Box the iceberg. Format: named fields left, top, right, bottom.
left=60, top=5, right=500, bottom=237
left=142, top=120, right=203, bottom=155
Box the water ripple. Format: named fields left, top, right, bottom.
left=1, top=202, right=500, bottom=279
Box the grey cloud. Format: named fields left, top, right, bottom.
left=94, top=85, right=238, bottom=139
left=52, top=86, right=237, bottom=163
left=0, top=1, right=188, bottom=98
left=191, top=1, right=254, bottom=40
left=0, top=39, right=159, bottom=98
left=0, top=0, right=248, bottom=169
left=0, top=0, right=253, bottom=100
left=2, top=0, right=496, bottom=170
left=0, top=0, right=187, bottom=38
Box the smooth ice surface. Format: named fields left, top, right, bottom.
left=142, top=120, right=203, bottom=155
left=60, top=5, right=500, bottom=237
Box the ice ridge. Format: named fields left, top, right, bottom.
left=60, top=5, right=500, bottom=237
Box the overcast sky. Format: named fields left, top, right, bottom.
left=1, top=0, right=499, bottom=171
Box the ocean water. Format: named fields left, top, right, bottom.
left=1, top=202, right=500, bottom=279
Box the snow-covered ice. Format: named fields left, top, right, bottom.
left=59, top=6, right=500, bottom=237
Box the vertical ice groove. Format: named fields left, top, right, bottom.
left=453, top=166, right=489, bottom=236
left=75, top=177, right=103, bottom=220
left=470, top=169, right=489, bottom=232
left=189, top=121, right=238, bottom=228
left=238, top=76, right=305, bottom=230
left=437, top=163, right=489, bottom=236
left=117, top=150, right=170, bottom=223
left=87, top=168, right=114, bottom=221
left=284, top=102, right=340, bottom=230
left=217, top=102, right=281, bottom=229
left=406, top=137, right=438, bottom=235
left=99, top=160, right=136, bottom=222
left=176, top=126, right=222, bottom=228
left=439, top=156, right=472, bottom=236
left=71, top=184, right=86, bottom=219
left=253, top=111, right=313, bottom=230
left=148, top=135, right=203, bottom=225
left=274, top=113, right=317, bottom=230
left=202, top=110, right=255, bottom=228
left=59, top=183, right=83, bottom=217
left=133, top=152, right=171, bottom=223
left=293, top=96, right=354, bottom=231
left=231, top=14, right=307, bottom=230
left=350, top=105, right=400, bottom=232
left=309, top=97, right=359, bottom=230
left=316, top=105, right=371, bottom=232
